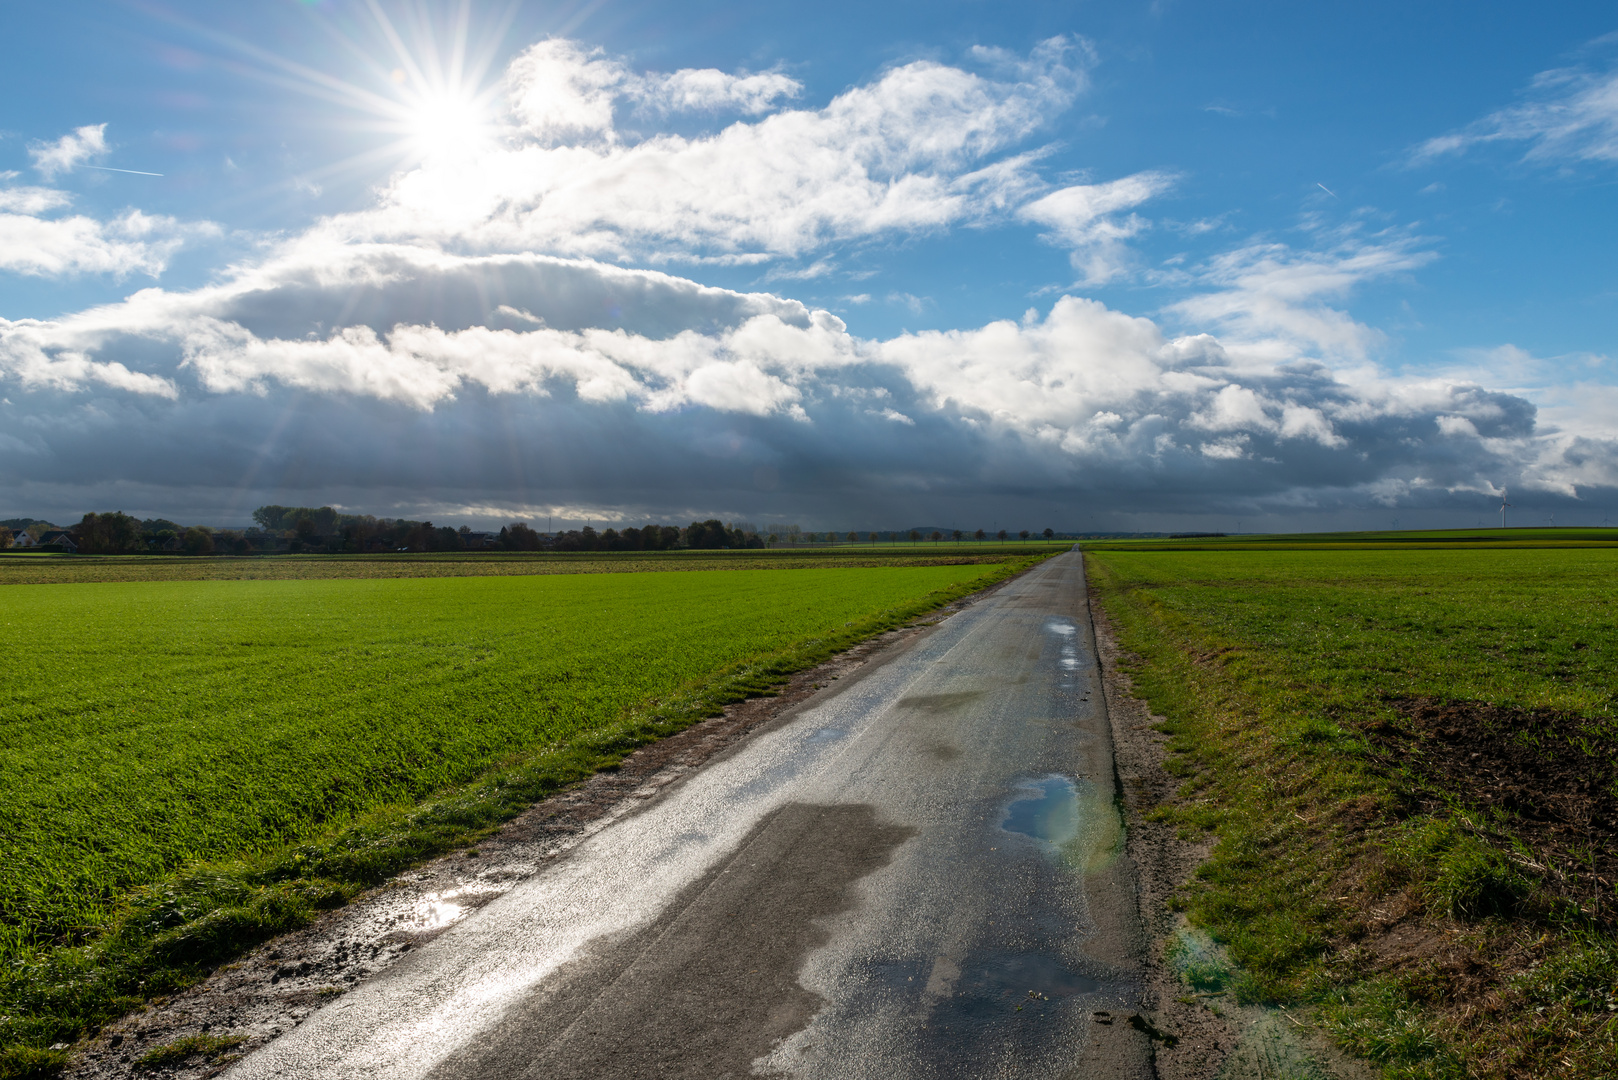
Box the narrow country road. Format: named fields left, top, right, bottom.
left=226, top=551, right=1151, bottom=1079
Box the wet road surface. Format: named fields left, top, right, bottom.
left=227, top=551, right=1150, bottom=1078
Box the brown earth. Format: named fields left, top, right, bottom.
left=1376, top=696, right=1618, bottom=927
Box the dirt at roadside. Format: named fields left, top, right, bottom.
left=1090, top=596, right=1237, bottom=1080
left=62, top=598, right=991, bottom=1080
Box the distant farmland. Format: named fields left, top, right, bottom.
left=0, top=551, right=1051, bottom=1066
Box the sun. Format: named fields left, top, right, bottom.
left=402, top=86, right=494, bottom=161
left=202, top=2, right=508, bottom=185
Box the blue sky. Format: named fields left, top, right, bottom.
left=1, top=1, right=1614, bottom=531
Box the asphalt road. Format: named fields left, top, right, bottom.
left=227, top=551, right=1151, bottom=1079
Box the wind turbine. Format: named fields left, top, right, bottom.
left=1499, top=493, right=1511, bottom=529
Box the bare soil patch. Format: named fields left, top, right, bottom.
left=1376, top=696, right=1618, bottom=926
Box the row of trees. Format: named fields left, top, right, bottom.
left=1, top=506, right=1062, bottom=556
left=511, top=519, right=764, bottom=552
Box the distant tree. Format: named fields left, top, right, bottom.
left=1019, top=530, right=1030, bottom=541
left=997, top=529, right=1007, bottom=541
left=253, top=505, right=290, bottom=530
left=847, top=531, right=858, bottom=543
left=930, top=531, right=943, bottom=543
left=502, top=523, right=542, bottom=551
left=686, top=519, right=728, bottom=549
left=909, top=530, right=921, bottom=543
left=213, top=530, right=252, bottom=555
left=74, top=512, right=144, bottom=554
left=183, top=526, right=214, bottom=556
left=1043, top=528, right=1054, bottom=539
left=952, top=529, right=962, bottom=541
left=974, top=529, right=986, bottom=540
left=767, top=533, right=779, bottom=544
left=0, top=526, right=12, bottom=549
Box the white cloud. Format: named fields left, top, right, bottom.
left=1410, top=54, right=1618, bottom=166
left=336, top=36, right=1094, bottom=261
left=0, top=208, right=195, bottom=278
left=29, top=124, right=109, bottom=178
left=1018, top=171, right=1176, bottom=283
left=502, top=41, right=800, bottom=145
left=1166, top=227, right=1437, bottom=362
left=0, top=186, right=73, bottom=214
left=641, top=68, right=802, bottom=115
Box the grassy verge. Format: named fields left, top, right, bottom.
left=0, top=553, right=1051, bottom=1077
left=1085, top=542, right=1618, bottom=1079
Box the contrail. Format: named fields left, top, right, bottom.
left=1316, top=182, right=1337, bottom=198
left=80, top=164, right=164, bottom=177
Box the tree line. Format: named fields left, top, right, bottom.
left=0, top=507, right=1063, bottom=556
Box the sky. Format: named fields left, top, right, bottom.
left=1, top=1, right=1615, bottom=532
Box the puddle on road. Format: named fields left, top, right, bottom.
left=864, top=948, right=1102, bottom=1018
left=960, top=948, right=1101, bottom=999
left=921, top=947, right=1104, bottom=1032
left=1003, top=776, right=1081, bottom=847
left=1001, top=775, right=1124, bottom=875
left=1046, top=619, right=1087, bottom=674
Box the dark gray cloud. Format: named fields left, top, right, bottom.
left=1, top=255, right=1606, bottom=530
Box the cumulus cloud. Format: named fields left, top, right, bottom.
left=502, top=40, right=801, bottom=144
left=1018, top=171, right=1177, bottom=282
left=334, top=36, right=1107, bottom=262
left=0, top=241, right=1598, bottom=525
left=0, top=204, right=196, bottom=278
left=28, top=124, right=109, bottom=178
left=1166, top=225, right=1437, bottom=362
left=1410, top=51, right=1618, bottom=166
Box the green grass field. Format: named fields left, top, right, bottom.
left=0, top=542, right=1067, bottom=585
left=1087, top=540, right=1618, bottom=1079
left=0, top=552, right=1048, bottom=1075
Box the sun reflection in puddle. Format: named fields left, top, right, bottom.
left=401, top=888, right=492, bottom=932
